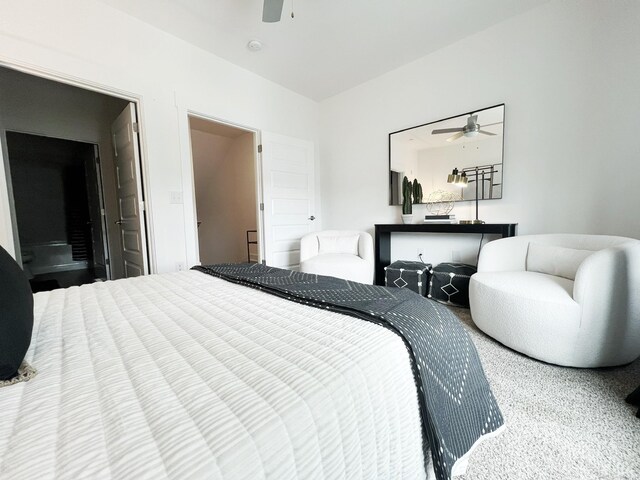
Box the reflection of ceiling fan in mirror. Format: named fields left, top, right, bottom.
left=263, top=0, right=285, bottom=22
left=432, top=115, right=503, bottom=143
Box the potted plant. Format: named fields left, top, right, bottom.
left=402, top=176, right=413, bottom=224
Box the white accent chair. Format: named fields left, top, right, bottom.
left=299, top=230, right=374, bottom=284
left=469, top=234, right=640, bottom=368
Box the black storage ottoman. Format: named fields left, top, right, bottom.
left=428, top=262, right=477, bottom=308
left=385, top=261, right=431, bottom=296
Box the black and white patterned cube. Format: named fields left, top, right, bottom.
left=428, top=262, right=477, bottom=308
left=385, top=261, right=431, bottom=296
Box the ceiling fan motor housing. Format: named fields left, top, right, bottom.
left=463, top=123, right=480, bottom=135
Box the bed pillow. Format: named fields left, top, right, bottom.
left=526, top=242, right=593, bottom=280
left=318, top=234, right=359, bottom=256
left=0, top=245, right=34, bottom=380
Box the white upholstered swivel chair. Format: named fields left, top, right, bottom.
left=469, top=234, right=640, bottom=368
left=299, top=230, right=374, bottom=284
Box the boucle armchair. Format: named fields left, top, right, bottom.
left=469, top=234, right=640, bottom=367
left=299, top=230, right=374, bottom=284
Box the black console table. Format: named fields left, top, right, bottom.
left=374, top=223, right=518, bottom=285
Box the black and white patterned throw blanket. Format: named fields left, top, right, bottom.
left=194, top=263, right=504, bottom=480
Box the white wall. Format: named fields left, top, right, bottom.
left=390, top=138, right=418, bottom=178
left=0, top=0, right=319, bottom=272
left=191, top=129, right=257, bottom=264
left=320, top=0, right=640, bottom=265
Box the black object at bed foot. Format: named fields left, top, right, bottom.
left=626, top=385, right=640, bottom=418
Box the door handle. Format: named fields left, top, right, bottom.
left=308, top=215, right=315, bottom=221
left=114, top=220, right=123, bottom=225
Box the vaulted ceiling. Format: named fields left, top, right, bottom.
left=99, top=0, right=550, bottom=100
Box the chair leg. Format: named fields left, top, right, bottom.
left=626, top=386, right=640, bottom=417
left=626, top=385, right=640, bottom=405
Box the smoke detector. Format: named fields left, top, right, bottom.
left=247, top=40, right=263, bottom=52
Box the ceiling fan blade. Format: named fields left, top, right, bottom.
left=262, top=0, right=284, bottom=22
left=432, top=128, right=463, bottom=135
left=479, top=130, right=497, bottom=136
left=446, top=132, right=464, bottom=142
left=480, top=122, right=503, bottom=128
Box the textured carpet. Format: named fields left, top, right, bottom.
left=449, top=307, right=640, bottom=480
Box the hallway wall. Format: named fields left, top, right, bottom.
left=191, top=127, right=257, bottom=264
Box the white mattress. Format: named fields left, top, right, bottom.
left=0, top=271, right=426, bottom=479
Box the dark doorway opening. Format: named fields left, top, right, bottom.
left=6, top=132, right=109, bottom=292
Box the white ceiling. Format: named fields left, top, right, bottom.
left=99, top=0, right=550, bottom=101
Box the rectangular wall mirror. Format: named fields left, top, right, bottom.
left=389, top=104, right=505, bottom=205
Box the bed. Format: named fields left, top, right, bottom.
left=0, top=264, right=503, bottom=480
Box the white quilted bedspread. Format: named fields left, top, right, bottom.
left=0, top=271, right=425, bottom=480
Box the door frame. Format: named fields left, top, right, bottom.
left=183, top=111, right=264, bottom=266
left=0, top=58, right=156, bottom=273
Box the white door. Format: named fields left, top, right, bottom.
left=84, top=145, right=110, bottom=279
left=261, top=132, right=316, bottom=269
left=111, top=103, right=148, bottom=277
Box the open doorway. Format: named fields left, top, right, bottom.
left=0, top=64, right=150, bottom=290
left=188, top=116, right=260, bottom=265
left=6, top=132, right=109, bottom=291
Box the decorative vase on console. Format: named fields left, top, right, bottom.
left=401, top=176, right=413, bottom=224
